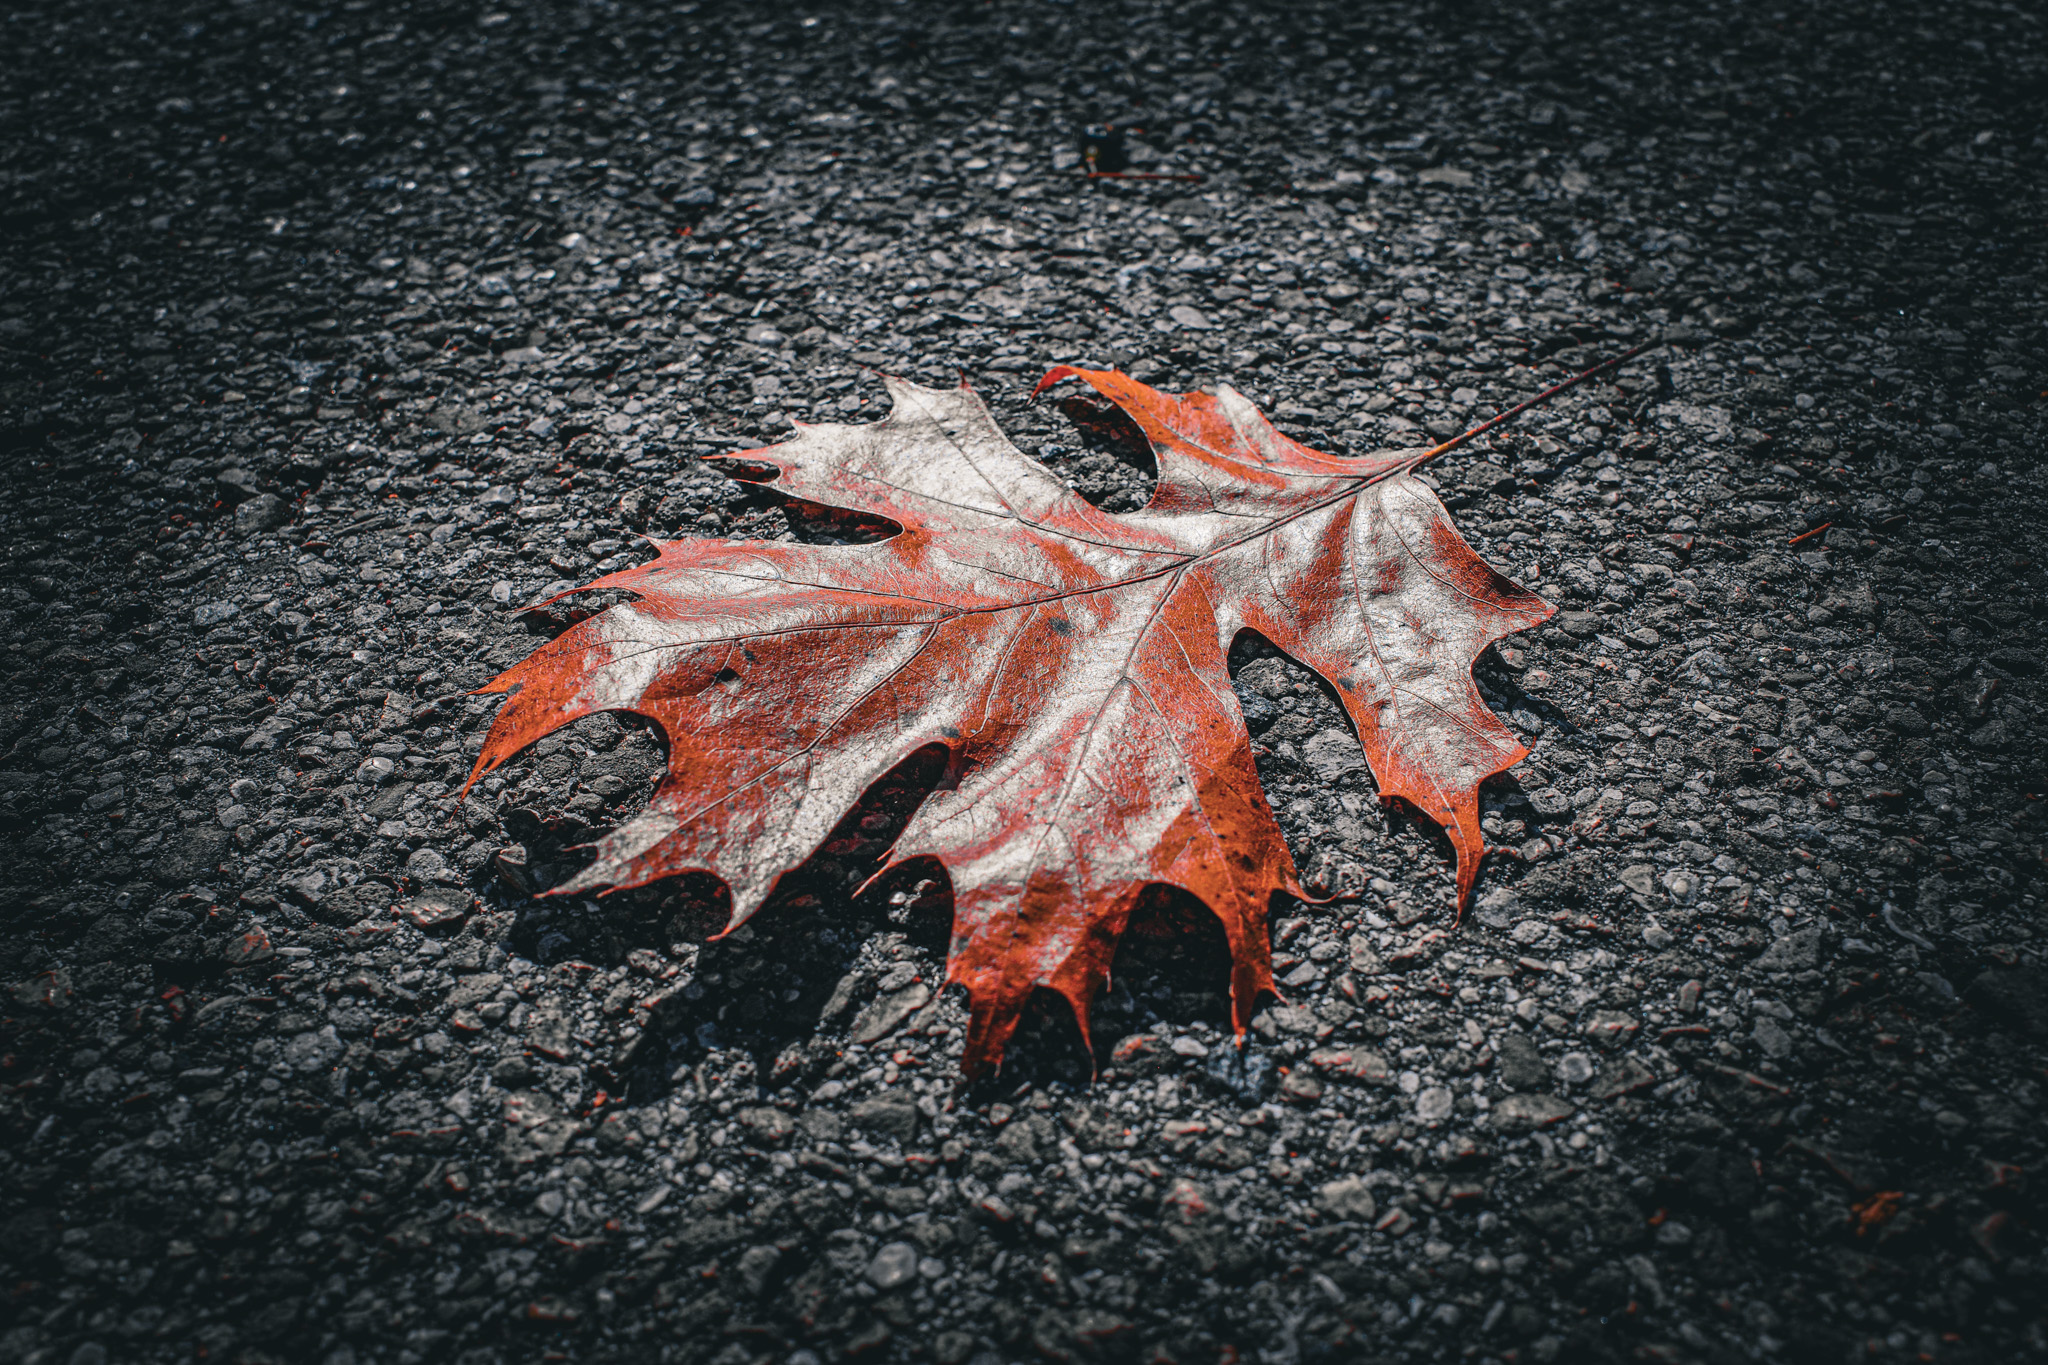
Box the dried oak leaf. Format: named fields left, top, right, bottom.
left=466, top=370, right=1551, bottom=1074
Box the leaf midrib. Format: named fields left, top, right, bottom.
left=699, top=446, right=1421, bottom=631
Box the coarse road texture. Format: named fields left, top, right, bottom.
left=2, top=2, right=2046, bottom=1364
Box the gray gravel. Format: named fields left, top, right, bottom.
left=2, top=1, right=2046, bottom=1363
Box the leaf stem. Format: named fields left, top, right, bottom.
left=1398, top=338, right=1662, bottom=474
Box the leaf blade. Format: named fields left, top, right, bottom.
left=471, top=371, right=1552, bottom=1074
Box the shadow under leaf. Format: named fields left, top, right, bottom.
left=499, top=744, right=956, bottom=1104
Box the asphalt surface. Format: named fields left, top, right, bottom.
left=2, top=2, right=2046, bottom=1363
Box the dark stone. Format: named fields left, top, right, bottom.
left=404, top=888, right=472, bottom=931
left=311, top=883, right=396, bottom=926
left=1588, top=1055, right=1656, bottom=1100
left=1683, top=1147, right=1761, bottom=1212
left=153, top=829, right=228, bottom=885
left=1496, top=1032, right=1548, bottom=1091
left=236, top=493, right=293, bottom=533
left=673, top=1216, right=745, bottom=1261
left=1964, top=967, right=2048, bottom=1040
left=1883, top=704, right=1930, bottom=737
left=492, top=1055, right=537, bottom=1088
left=1557, top=610, right=1600, bottom=638
left=737, top=1106, right=794, bottom=1146
left=849, top=1097, right=920, bottom=1142
left=1521, top=1199, right=1576, bottom=1239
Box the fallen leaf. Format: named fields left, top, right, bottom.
left=467, top=369, right=1551, bottom=1074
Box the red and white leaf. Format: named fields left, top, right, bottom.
left=467, top=370, right=1551, bottom=1075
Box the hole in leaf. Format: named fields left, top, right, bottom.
left=968, top=988, right=1098, bottom=1097
left=1227, top=629, right=1390, bottom=882
left=712, top=453, right=902, bottom=545
left=1032, top=392, right=1159, bottom=513
left=517, top=586, right=638, bottom=637
left=778, top=495, right=901, bottom=546
left=1094, top=884, right=1237, bottom=1038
